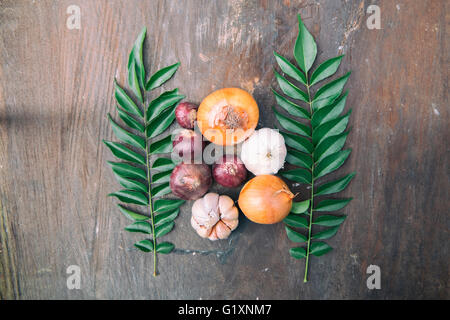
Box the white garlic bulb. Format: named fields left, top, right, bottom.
left=240, top=128, right=287, bottom=175
left=191, top=193, right=239, bottom=241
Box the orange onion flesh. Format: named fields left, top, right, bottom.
left=238, top=175, right=294, bottom=224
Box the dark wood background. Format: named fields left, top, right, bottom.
left=0, top=0, right=448, bottom=299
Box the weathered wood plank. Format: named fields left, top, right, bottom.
left=0, top=0, right=448, bottom=299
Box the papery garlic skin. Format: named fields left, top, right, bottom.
left=240, top=128, right=287, bottom=175
left=191, top=193, right=239, bottom=241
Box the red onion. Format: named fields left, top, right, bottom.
left=172, top=129, right=205, bottom=163
left=170, top=163, right=212, bottom=200
left=175, top=102, right=198, bottom=129
left=212, top=155, right=247, bottom=188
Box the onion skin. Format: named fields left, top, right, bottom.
left=175, top=102, right=198, bottom=129
left=238, top=175, right=294, bottom=224
left=172, top=129, right=205, bottom=163
left=170, top=163, right=212, bottom=200
left=212, top=155, right=247, bottom=187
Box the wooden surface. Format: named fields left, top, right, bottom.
left=0, top=0, right=448, bottom=299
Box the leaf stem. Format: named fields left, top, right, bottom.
left=144, top=106, right=158, bottom=277
left=304, top=81, right=314, bottom=283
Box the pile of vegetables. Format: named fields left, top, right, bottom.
left=105, top=14, right=354, bottom=282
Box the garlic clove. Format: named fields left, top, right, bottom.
left=190, top=216, right=210, bottom=238
left=211, top=221, right=231, bottom=240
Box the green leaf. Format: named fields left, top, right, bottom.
left=285, top=226, right=307, bottom=242
left=312, top=226, right=340, bottom=240
left=313, top=215, right=346, bottom=227
left=108, top=114, right=146, bottom=149
left=310, top=242, right=333, bottom=256
left=315, top=173, right=355, bottom=196
left=274, top=70, right=309, bottom=102
left=314, top=131, right=349, bottom=163
left=117, top=107, right=145, bottom=132
left=147, top=90, right=185, bottom=122
left=125, top=221, right=152, bottom=234
left=273, top=51, right=307, bottom=85
left=145, top=62, right=180, bottom=91
left=103, top=140, right=146, bottom=165
left=107, top=161, right=147, bottom=180
left=314, top=149, right=351, bottom=179
left=280, top=131, right=314, bottom=154
left=311, top=92, right=348, bottom=128
left=151, top=158, right=175, bottom=171
left=155, top=208, right=179, bottom=226
left=134, top=239, right=153, bottom=252
left=312, top=110, right=351, bottom=146
left=151, top=182, right=171, bottom=198
left=291, top=200, right=310, bottom=214
left=155, top=221, right=174, bottom=238
left=115, top=82, right=143, bottom=118
left=146, top=105, right=176, bottom=139
left=156, top=242, right=175, bottom=254
left=128, top=27, right=146, bottom=88
left=314, top=198, right=352, bottom=212
left=289, top=247, right=307, bottom=259
left=151, top=169, right=172, bottom=184
left=280, top=168, right=312, bottom=184
left=313, top=72, right=351, bottom=103
left=312, top=93, right=340, bottom=111
left=128, top=60, right=143, bottom=103
left=293, top=14, right=317, bottom=74
left=273, top=107, right=311, bottom=137
left=272, top=89, right=310, bottom=119
left=286, top=149, right=313, bottom=169
left=118, top=204, right=149, bottom=221
left=108, top=189, right=148, bottom=205
left=310, top=55, right=344, bottom=86
left=154, top=198, right=185, bottom=213
left=150, top=135, right=173, bottom=154
left=284, top=214, right=308, bottom=228
left=114, top=173, right=148, bottom=193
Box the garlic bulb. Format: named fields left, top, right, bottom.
left=191, top=193, right=239, bottom=241
left=240, top=128, right=287, bottom=175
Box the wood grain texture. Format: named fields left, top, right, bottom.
left=0, top=0, right=448, bottom=299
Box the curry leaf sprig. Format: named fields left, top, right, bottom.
left=104, top=27, right=185, bottom=276
left=273, top=15, right=355, bottom=282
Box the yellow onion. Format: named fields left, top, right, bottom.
left=238, top=175, right=294, bottom=224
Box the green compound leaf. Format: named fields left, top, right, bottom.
left=145, top=62, right=180, bottom=91
left=285, top=226, right=307, bottom=242
left=134, top=239, right=153, bottom=252
left=105, top=28, right=183, bottom=273
left=156, top=242, right=175, bottom=254
left=310, top=242, right=333, bottom=256
left=284, top=214, right=309, bottom=228
left=314, top=198, right=352, bottom=212
left=290, top=247, right=307, bottom=259
left=293, top=14, right=317, bottom=74
left=274, top=51, right=307, bottom=85
left=272, top=15, right=354, bottom=282
left=125, top=221, right=152, bottom=234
